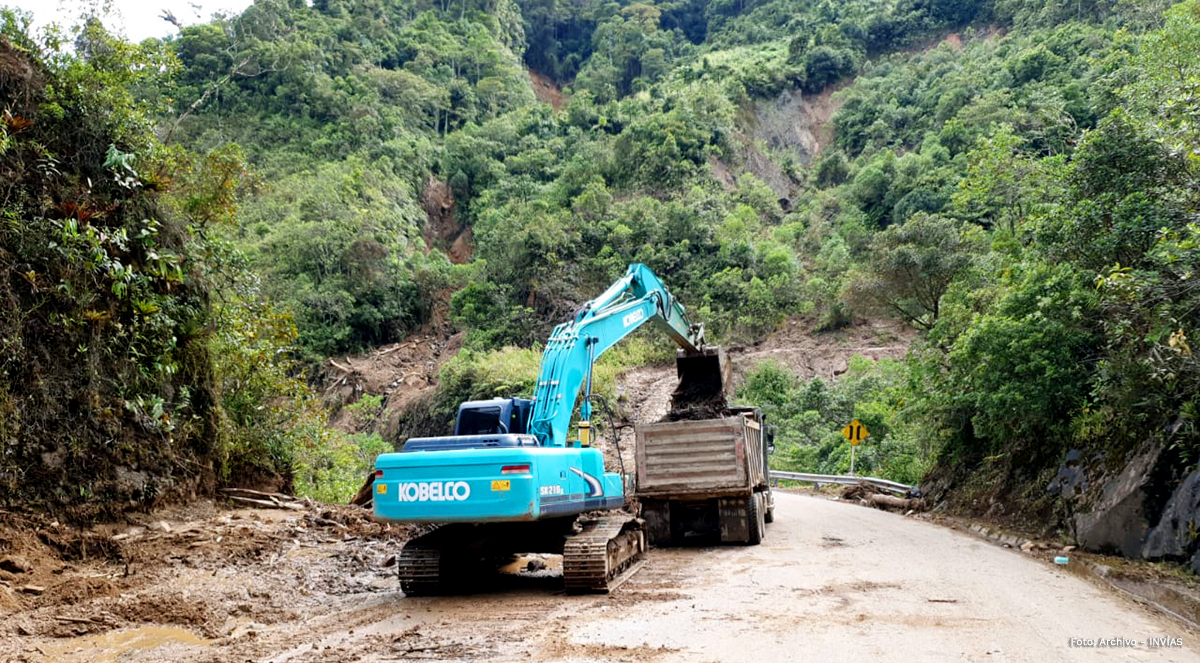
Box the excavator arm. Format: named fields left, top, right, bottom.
left=527, top=264, right=705, bottom=448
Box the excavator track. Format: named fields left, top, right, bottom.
left=396, top=516, right=644, bottom=595
left=397, top=545, right=444, bottom=596
left=563, top=515, right=645, bottom=594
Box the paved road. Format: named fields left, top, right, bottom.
left=257, top=492, right=1198, bottom=662
left=565, top=492, right=1199, bottom=662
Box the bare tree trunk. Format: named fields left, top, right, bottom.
left=160, top=56, right=253, bottom=146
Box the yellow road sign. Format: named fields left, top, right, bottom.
left=841, top=419, right=869, bottom=446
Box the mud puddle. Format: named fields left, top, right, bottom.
left=0, top=501, right=420, bottom=662
left=29, top=625, right=212, bottom=662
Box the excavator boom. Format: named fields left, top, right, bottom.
left=528, top=263, right=707, bottom=448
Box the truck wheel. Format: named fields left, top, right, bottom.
left=764, top=505, right=774, bottom=524
left=763, top=493, right=775, bottom=524
left=745, top=494, right=763, bottom=545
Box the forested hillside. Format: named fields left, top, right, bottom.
left=1, top=0, right=1198, bottom=569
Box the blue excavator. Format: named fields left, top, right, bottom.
left=371, top=264, right=726, bottom=593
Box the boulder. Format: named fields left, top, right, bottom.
left=1142, top=467, right=1200, bottom=562
left=1072, top=444, right=1162, bottom=557
left=113, top=466, right=149, bottom=496
left=1046, top=449, right=1087, bottom=499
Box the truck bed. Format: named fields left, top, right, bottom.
left=635, top=415, right=767, bottom=498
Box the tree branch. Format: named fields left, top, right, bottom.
left=160, top=56, right=253, bottom=146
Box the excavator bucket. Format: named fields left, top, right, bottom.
left=669, top=347, right=732, bottom=420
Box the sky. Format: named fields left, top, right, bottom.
left=3, top=0, right=254, bottom=42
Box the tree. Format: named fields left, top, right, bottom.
left=843, top=213, right=985, bottom=330
left=814, top=150, right=850, bottom=187
left=849, top=156, right=895, bottom=225
left=1121, top=0, right=1200, bottom=153
left=942, top=264, right=1098, bottom=452
left=1043, top=110, right=1188, bottom=270
left=1008, top=44, right=1062, bottom=84
left=951, top=126, right=1065, bottom=235
left=801, top=45, right=855, bottom=93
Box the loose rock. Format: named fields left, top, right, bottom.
left=0, top=556, right=31, bottom=574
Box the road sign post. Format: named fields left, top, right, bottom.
left=840, top=419, right=870, bottom=476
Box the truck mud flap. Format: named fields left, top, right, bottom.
left=642, top=499, right=672, bottom=546
left=718, top=497, right=750, bottom=543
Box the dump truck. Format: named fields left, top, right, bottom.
left=636, top=352, right=774, bottom=545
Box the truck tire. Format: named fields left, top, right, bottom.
left=764, top=494, right=775, bottom=524
left=745, top=494, right=763, bottom=545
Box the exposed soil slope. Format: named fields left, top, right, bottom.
left=322, top=329, right=463, bottom=443
left=420, top=177, right=473, bottom=264
left=528, top=69, right=566, bottom=110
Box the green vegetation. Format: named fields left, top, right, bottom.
left=156, top=0, right=1177, bottom=373
left=737, top=357, right=930, bottom=483
left=740, top=1, right=1200, bottom=508
left=0, top=16, right=221, bottom=514
left=0, top=10, right=380, bottom=511
left=2, top=0, right=1198, bottom=523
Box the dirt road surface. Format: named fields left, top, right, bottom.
left=5, top=492, right=1195, bottom=662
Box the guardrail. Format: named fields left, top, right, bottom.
left=770, top=471, right=919, bottom=498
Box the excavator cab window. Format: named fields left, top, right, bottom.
left=457, top=407, right=506, bottom=435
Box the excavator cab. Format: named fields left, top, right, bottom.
left=401, top=398, right=538, bottom=452
left=453, top=398, right=533, bottom=436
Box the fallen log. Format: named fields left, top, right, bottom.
left=55, top=616, right=101, bottom=624
left=349, top=472, right=375, bottom=508
left=227, top=495, right=304, bottom=511
left=866, top=493, right=923, bottom=511
left=220, top=487, right=298, bottom=503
